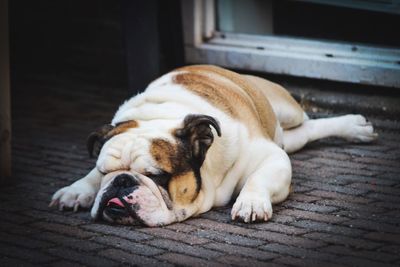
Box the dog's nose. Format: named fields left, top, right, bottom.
left=112, top=174, right=137, bottom=188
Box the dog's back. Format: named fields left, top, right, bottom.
left=173, top=65, right=278, bottom=140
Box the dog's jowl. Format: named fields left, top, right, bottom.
left=50, top=65, right=377, bottom=226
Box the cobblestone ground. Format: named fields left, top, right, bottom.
left=1, top=76, right=399, bottom=267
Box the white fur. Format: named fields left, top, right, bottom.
left=50, top=71, right=377, bottom=225
left=283, top=114, right=377, bottom=154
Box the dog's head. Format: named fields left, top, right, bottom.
left=88, top=114, right=221, bottom=227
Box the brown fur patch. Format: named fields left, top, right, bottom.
left=150, top=138, right=201, bottom=205
left=174, top=65, right=277, bottom=139
left=106, top=120, right=139, bottom=138
left=168, top=171, right=198, bottom=205
left=174, top=72, right=249, bottom=118
left=243, top=75, right=305, bottom=130
left=150, top=139, right=178, bottom=174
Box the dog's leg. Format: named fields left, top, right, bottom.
left=231, top=143, right=291, bottom=222
left=49, top=168, right=103, bottom=211
left=283, top=114, right=378, bottom=154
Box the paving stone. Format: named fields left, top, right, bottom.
left=336, top=174, right=398, bottom=186
left=44, top=247, right=117, bottom=267
left=35, top=231, right=105, bottom=252
left=203, top=242, right=278, bottom=261
left=0, top=256, right=36, bottom=267
left=185, top=218, right=257, bottom=236
left=81, top=223, right=153, bottom=241
left=166, top=222, right=198, bottom=233
left=50, top=260, right=87, bottom=267
left=291, top=184, right=314, bottom=193
left=24, top=210, right=86, bottom=226
left=99, top=249, right=172, bottom=267
left=290, top=220, right=366, bottom=237
left=334, top=210, right=399, bottom=225
left=342, top=147, right=398, bottom=161
left=366, top=192, right=400, bottom=203
left=0, top=243, right=55, bottom=264
left=30, top=221, right=98, bottom=239
left=373, top=201, right=400, bottom=211
left=269, top=214, right=296, bottom=224
left=364, top=232, right=400, bottom=245
left=146, top=239, right=223, bottom=260
left=216, top=255, right=279, bottom=267
left=335, top=256, right=399, bottom=267
left=309, top=157, right=369, bottom=171
left=0, top=210, right=38, bottom=224
left=283, top=200, right=338, bottom=213
left=0, top=221, right=42, bottom=236
left=92, top=235, right=164, bottom=256
left=195, top=229, right=264, bottom=247
left=303, top=232, right=382, bottom=250
left=273, top=255, right=345, bottom=267
left=316, top=199, right=387, bottom=214
left=247, top=222, right=309, bottom=235
left=363, top=163, right=400, bottom=174
left=249, top=230, right=326, bottom=249
left=138, top=227, right=209, bottom=245
left=261, top=243, right=337, bottom=262
left=320, top=245, right=399, bottom=263
left=0, top=232, right=55, bottom=250
left=379, top=245, right=400, bottom=255
left=306, top=190, right=372, bottom=204
left=287, top=193, right=321, bottom=203
left=349, top=181, right=400, bottom=195
left=157, top=253, right=225, bottom=267
left=300, top=181, right=370, bottom=195
left=342, top=219, right=400, bottom=234
left=379, top=172, right=400, bottom=181
left=278, top=209, right=349, bottom=224
left=199, top=209, right=232, bottom=223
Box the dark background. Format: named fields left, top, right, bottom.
left=274, top=1, right=400, bottom=48
left=9, top=0, right=400, bottom=100
left=9, top=0, right=184, bottom=95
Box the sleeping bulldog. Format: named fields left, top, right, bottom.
left=49, top=65, right=377, bottom=226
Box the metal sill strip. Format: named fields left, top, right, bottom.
left=185, top=32, right=400, bottom=88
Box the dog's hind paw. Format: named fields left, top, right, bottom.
left=341, top=115, right=378, bottom=143
left=231, top=195, right=273, bottom=223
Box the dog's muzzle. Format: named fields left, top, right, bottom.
left=97, top=173, right=143, bottom=223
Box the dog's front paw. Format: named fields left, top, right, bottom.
left=49, top=185, right=95, bottom=212
left=342, top=115, right=378, bottom=143
left=231, top=195, right=272, bottom=223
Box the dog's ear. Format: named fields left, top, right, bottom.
left=175, top=114, right=221, bottom=166
left=87, top=120, right=139, bottom=158
left=86, top=124, right=115, bottom=158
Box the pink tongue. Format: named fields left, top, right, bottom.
left=107, top=197, right=124, bottom=207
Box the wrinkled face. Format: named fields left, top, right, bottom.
left=88, top=115, right=221, bottom=227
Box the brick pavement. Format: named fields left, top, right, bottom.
left=1, top=76, right=399, bottom=267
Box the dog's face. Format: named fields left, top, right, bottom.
left=88, top=114, right=221, bottom=227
